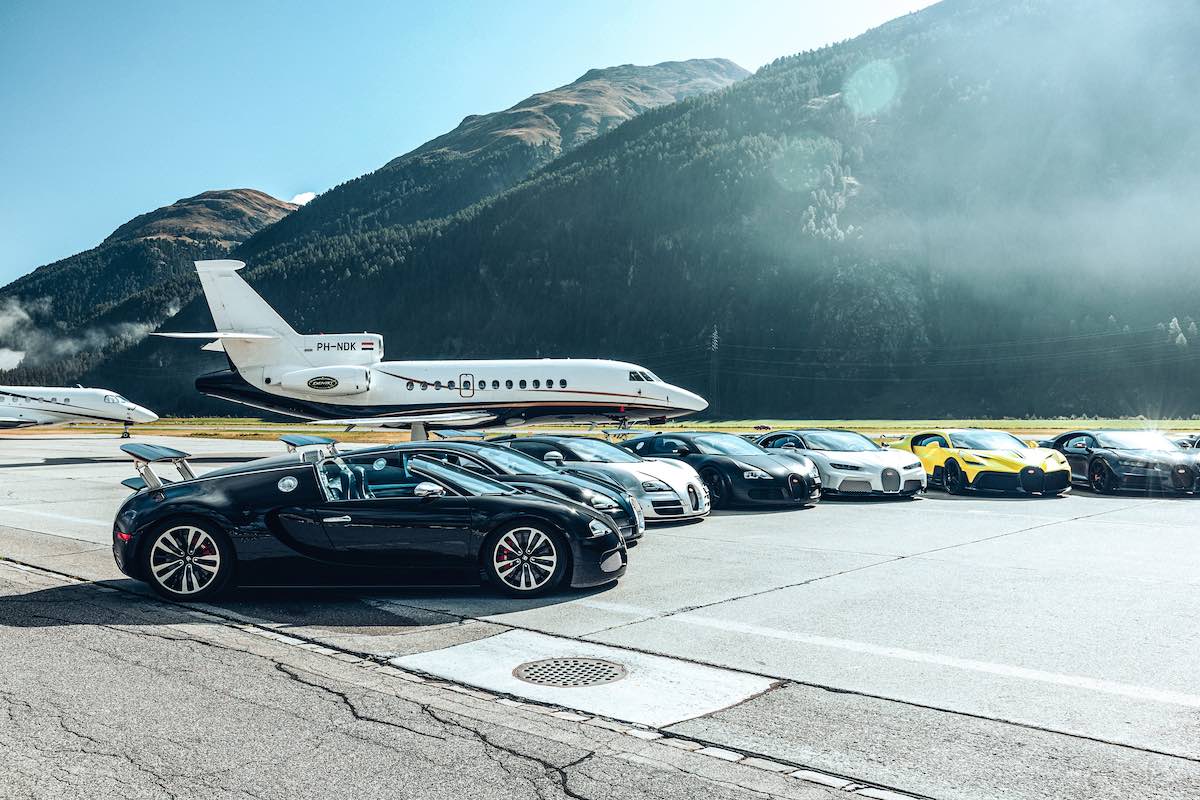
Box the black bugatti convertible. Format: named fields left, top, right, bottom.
left=1043, top=429, right=1199, bottom=494
left=618, top=431, right=821, bottom=508
left=113, top=438, right=628, bottom=601
left=383, top=440, right=644, bottom=541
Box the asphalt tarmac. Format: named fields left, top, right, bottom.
left=1, top=433, right=1197, bottom=799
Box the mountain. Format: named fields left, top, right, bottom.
left=0, top=189, right=294, bottom=380
left=93, top=0, right=1200, bottom=417
left=241, top=58, right=748, bottom=253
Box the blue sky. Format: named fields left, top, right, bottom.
left=0, top=0, right=935, bottom=283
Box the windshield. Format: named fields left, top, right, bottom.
left=409, top=457, right=515, bottom=495
left=799, top=430, right=880, bottom=452
left=1094, top=431, right=1178, bottom=450
left=692, top=433, right=764, bottom=456
left=948, top=430, right=1029, bottom=450
left=476, top=445, right=560, bottom=475
left=562, top=438, right=641, bottom=463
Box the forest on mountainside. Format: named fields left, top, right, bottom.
left=23, top=1, right=1200, bottom=419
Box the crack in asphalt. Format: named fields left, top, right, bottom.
left=273, top=662, right=448, bottom=742
left=423, top=705, right=597, bottom=800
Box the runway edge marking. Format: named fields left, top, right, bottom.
left=0, top=555, right=928, bottom=800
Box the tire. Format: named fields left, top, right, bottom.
left=140, top=519, right=233, bottom=601
left=700, top=467, right=731, bottom=509
left=943, top=460, right=968, bottom=495
left=483, top=522, right=569, bottom=598
left=1089, top=460, right=1118, bottom=495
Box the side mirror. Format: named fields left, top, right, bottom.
left=673, top=446, right=692, bottom=457
left=414, top=481, right=446, bottom=498
left=1024, top=440, right=1039, bottom=448
left=543, top=451, right=565, bottom=467
left=781, top=442, right=797, bottom=449
left=1071, top=441, right=1087, bottom=450
left=925, top=442, right=941, bottom=451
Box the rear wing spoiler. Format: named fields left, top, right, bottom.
left=281, top=434, right=338, bottom=452
left=120, top=443, right=195, bottom=489
left=281, top=434, right=339, bottom=463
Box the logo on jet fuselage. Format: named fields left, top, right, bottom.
left=307, top=376, right=339, bottom=390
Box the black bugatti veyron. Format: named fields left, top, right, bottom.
left=618, top=431, right=821, bottom=508
left=112, top=438, right=628, bottom=601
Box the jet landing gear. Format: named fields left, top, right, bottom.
left=121, top=423, right=132, bottom=439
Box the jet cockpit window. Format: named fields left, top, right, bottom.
left=639, top=371, right=656, bottom=381
left=103, top=394, right=126, bottom=404
left=629, top=371, right=643, bottom=381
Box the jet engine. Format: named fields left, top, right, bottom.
left=276, top=366, right=371, bottom=396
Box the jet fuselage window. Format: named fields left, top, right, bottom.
left=434, top=381, right=443, bottom=390
left=519, top=380, right=527, bottom=389
left=505, top=380, right=513, bottom=389
left=420, top=382, right=428, bottom=390
left=532, top=380, right=540, bottom=389
left=558, top=379, right=567, bottom=388
left=448, top=380, right=456, bottom=390
left=492, top=380, right=500, bottom=389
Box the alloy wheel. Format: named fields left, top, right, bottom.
left=1090, top=462, right=1114, bottom=494
left=944, top=462, right=966, bottom=495
left=701, top=469, right=725, bottom=507
left=149, top=525, right=222, bottom=596
left=493, top=527, right=559, bottom=593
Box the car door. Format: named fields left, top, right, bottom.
left=312, top=453, right=474, bottom=570
left=910, top=433, right=949, bottom=476
left=1061, top=434, right=1095, bottom=480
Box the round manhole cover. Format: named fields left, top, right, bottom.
left=512, top=658, right=628, bottom=688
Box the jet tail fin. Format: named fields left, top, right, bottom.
left=195, top=260, right=298, bottom=337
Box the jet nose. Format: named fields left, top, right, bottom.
left=129, top=405, right=159, bottom=424
left=667, top=385, right=709, bottom=414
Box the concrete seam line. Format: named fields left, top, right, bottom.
left=0, top=554, right=926, bottom=799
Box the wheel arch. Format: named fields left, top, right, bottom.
left=476, top=513, right=576, bottom=580
left=132, top=512, right=237, bottom=582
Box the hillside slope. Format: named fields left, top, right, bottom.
left=97, top=0, right=1200, bottom=417
left=0, top=189, right=294, bottom=381
left=242, top=59, right=748, bottom=254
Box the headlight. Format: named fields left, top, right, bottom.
left=743, top=469, right=771, bottom=480
left=587, top=493, right=618, bottom=510
left=587, top=519, right=612, bottom=538
left=1118, top=459, right=1152, bottom=469
left=904, top=462, right=922, bottom=470
left=828, top=462, right=861, bottom=471
left=640, top=479, right=671, bottom=492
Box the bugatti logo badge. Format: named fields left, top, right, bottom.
left=307, top=376, right=339, bottom=390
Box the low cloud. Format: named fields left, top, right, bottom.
left=289, top=191, right=316, bottom=206
left=0, top=296, right=159, bottom=372
left=0, top=348, right=24, bottom=369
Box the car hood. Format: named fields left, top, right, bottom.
left=720, top=452, right=810, bottom=475
left=577, top=460, right=701, bottom=494
left=803, top=449, right=921, bottom=470
left=957, top=448, right=1067, bottom=470
left=1108, top=449, right=1193, bottom=465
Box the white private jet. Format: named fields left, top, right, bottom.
left=156, top=260, right=707, bottom=439
left=0, top=385, right=159, bottom=436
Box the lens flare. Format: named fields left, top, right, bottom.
left=843, top=60, right=902, bottom=117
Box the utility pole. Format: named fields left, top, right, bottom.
left=709, top=324, right=720, bottom=417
